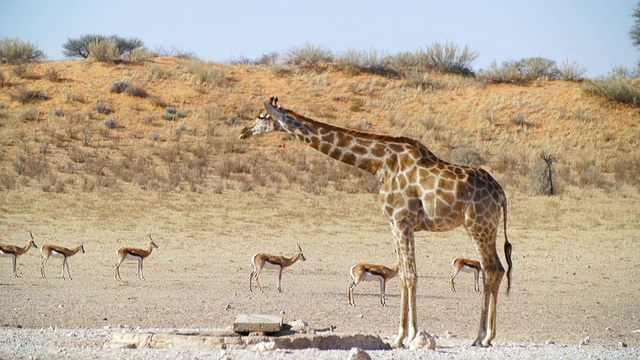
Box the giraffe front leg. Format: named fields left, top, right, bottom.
left=393, top=280, right=409, bottom=348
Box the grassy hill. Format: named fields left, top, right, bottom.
left=0, top=57, right=638, bottom=196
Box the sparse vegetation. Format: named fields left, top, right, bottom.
left=0, top=44, right=637, bottom=197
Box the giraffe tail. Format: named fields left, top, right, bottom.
left=502, top=197, right=513, bottom=296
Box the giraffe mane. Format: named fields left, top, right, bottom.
left=282, top=108, right=424, bottom=147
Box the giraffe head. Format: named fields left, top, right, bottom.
left=238, top=97, right=285, bottom=139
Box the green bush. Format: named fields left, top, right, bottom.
left=64, top=34, right=145, bottom=61
left=0, top=37, right=45, bottom=64
left=583, top=76, right=640, bottom=107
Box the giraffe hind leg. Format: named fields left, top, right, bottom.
left=473, top=266, right=504, bottom=346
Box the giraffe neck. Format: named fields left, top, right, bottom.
left=279, top=109, right=420, bottom=175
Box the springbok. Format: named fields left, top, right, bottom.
left=40, top=243, right=85, bottom=280
left=348, top=258, right=401, bottom=306
left=249, top=244, right=306, bottom=292
left=449, top=258, right=482, bottom=293
left=114, top=236, right=158, bottom=281
left=0, top=232, right=38, bottom=277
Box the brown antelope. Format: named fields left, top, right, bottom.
left=348, top=258, right=401, bottom=306
left=0, top=232, right=38, bottom=277
left=114, top=236, right=158, bottom=281
left=40, top=243, right=85, bottom=280
left=449, top=258, right=482, bottom=293
left=249, top=244, right=306, bottom=293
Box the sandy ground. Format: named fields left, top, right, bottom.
left=1, top=185, right=639, bottom=358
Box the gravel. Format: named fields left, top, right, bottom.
left=1, top=327, right=638, bottom=360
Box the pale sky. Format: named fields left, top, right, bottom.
left=1, top=0, right=638, bottom=77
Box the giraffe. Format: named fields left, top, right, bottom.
left=239, top=97, right=512, bottom=347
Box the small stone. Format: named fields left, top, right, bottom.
left=580, top=336, right=590, bottom=345
left=444, top=330, right=456, bottom=339
left=251, top=341, right=277, bottom=352
left=605, top=327, right=612, bottom=331
left=545, top=339, right=555, bottom=345
left=348, top=347, right=371, bottom=360
left=409, top=330, right=437, bottom=350
left=619, top=342, right=628, bottom=348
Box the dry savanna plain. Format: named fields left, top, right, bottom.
left=0, top=57, right=639, bottom=357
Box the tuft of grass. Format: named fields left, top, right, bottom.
left=124, top=84, right=148, bottom=98
left=94, top=102, right=113, bottom=115
left=44, top=67, right=62, bottom=82
left=104, top=118, right=123, bottom=129
left=13, top=150, right=49, bottom=179
left=19, top=107, right=40, bottom=122
left=583, top=76, right=640, bottom=107
left=186, top=59, right=230, bottom=87
left=109, top=80, right=148, bottom=98
left=557, top=58, right=586, bottom=81
left=162, top=106, right=186, bottom=120
left=10, top=86, right=48, bottom=104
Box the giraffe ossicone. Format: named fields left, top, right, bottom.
left=240, top=97, right=513, bottom=347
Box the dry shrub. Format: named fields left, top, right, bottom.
left=0, top=172, right=17, bottom=190
left=10, top=86, right=48, bottom=104
left=110, top=80, right=148, bottom=98
left=610, top=157, right=640, bottom=189
left=13, top=151, right=49, bottom=178
left=450, top=147, right=486, bottom=167
left=573, top=160, right=611, bottom=189
left=41, top=174, right=66, bottom=193
left=19, top=107, right=40, bottom=122
left=44, top=67, right=62, bottom=82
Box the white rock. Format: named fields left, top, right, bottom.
left=250, top=341, right=276, bottom=352
left=347, top=347, right=371, bottom=360
left=409, top=330, right=436, bottom=350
